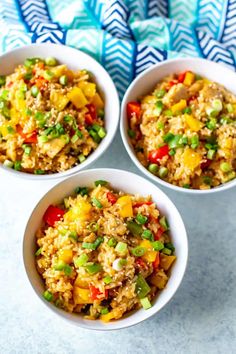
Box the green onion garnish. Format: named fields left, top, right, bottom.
left=126, top=221, right=143, bottom=236
left=169, top=149, right=176, bottom=156
left=206, top=118, right=217, bottom=130
left=100, top=308, right=109, bottom=315
left=160, top=216, right=169, bottom=230
left=34, top=169, right=45, bottom=175
left=45, top=57, right=57, bottom=66
left=78, top=154, right=86, bottom=163
left=3, top=159, right=13, bottom=168
left=54, top=260, right=66, bottom=271
left=64, top=264, right=72, bottom=276
left=71, top=134, right=79, bottom=143
left=7, top=126, right=15, bottom=134
left=128, top=129, right=136, bottom=138
left=68, top=231, right=78, bottom=241
left=85, top=263, right=102, bottom=274
left=183, top=107, right=192, bottom=114
left=207, top=149, right=215, bottom=160
left=202, top=176, right=212, bottom=186
left=74, top=254, right=89, bottom=268
left=31, top=85, right=39, bottom=97
left=98, top=109, right=105, bottom=118
left=59, top=75, right=68, bottom=86
left=75, top=186, right=88, bottom=196
left=136, top=214, right=148, bottom=225
left=35, top=248, right=42, bottom=256
left=22, top=144, right=31, bottom=155
left=190, top=135, right=199, bottom=149
left=107, top=238, right=117, bottom=247
left=152, top=241, right=164, bottom=251
left=94, top=180, right=108, bottom=187
left=155, top=89, right=166, bottom=98
left=142, top=229, right=154, bottom=241
left=14, top=161, right=21, bottom=171
left=226, top=103, right=233, bottom=113
left=156, top=122, right=164, bottom=130
left=98, top=127, right=106, bottom=139
left=165, top=242, right=175, bottom=253
left=43, top=290, right=53, bottom=302
left=132, top=246, right=146, bottom=257
left=0, top=75, right=6, bottom=87
left=135, top=274, right=151, bottom=299
left=92, top=197, right=102, bottom=208
left=220, top=162, right=231, bottom=173
left=88, top=222, right=99, bottom=232
left=82, top=237, right=103, bottom=250
left=163, top=132, right=175, bottom=143
left=115, top=242, right=127, bottom=255
left=140, top=297, right=152, bottom=310
left=103, top=275, right=112, bottom=284
left=161, top=248, right=172, bottom=255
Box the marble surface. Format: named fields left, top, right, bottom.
left=0, top=131, right=236, bottom=354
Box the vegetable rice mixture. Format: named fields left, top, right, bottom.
left=35, top=180, right=176, bottom=322
left=0, top=57, right=105, bottom=174
left=127, top=71, right=236, bottom=189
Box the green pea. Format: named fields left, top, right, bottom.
left=45, top=57, right=57, bottom=66
left=148, top=164, right=158, bottom=174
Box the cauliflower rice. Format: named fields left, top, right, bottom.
left=127, top=71, right=236, bottom=189
left=35, top=180, right=176, bottom=322
left=0, top=57, right=105, bottom=174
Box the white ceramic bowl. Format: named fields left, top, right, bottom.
left=0, top=44, right=119, bottom=179
left=120, top=58, right=236, bottom=194
left=23, top=168, right=188, bottom=330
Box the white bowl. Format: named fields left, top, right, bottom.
left=0, top=44, right=119, bottom=179
left=120, top=58, right=236, bottom=194
left=23, top=168, right=188, bottom=330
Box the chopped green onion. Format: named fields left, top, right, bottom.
left=68, top=231, right=78, bottom=241
left=155, top=100, right=163, bottom=115
left=74, top=254, right=89, bottom=268
left=54, top=260, right=66, bottom=271
left=98, top=109, right=105, bottom=118
left=3, top=159, right=13, bottom=168
left=126, top=221, right=143, bottom=236
left=226, top=103, right=233, bottom=113
left=100, top=308, right=109, bottom=315
left=7, top=126, right=15, bottom=134
left=135, top=274, right=151, bottom=299
left=152, top=241, right=164, bottom=251
left=88, top=222, right=99, bottom=232
left=1, top=90, right=9, bottom=100
left=148, top=164, right=158, bottom=174
left=165, top=242, right=175, bottom=253
left=31, top=85, right=39, bottom=97
left=158, top=166, right=168, bottom=178
left=132, top=246, right=146, bottom=257
left=35, top=248, right=42, bottom=256
left=212, top=99, right=222, bottom=112
left=0, top=75, right=6, bottom=87
left=164, top=109, right=172, bottom=117
left=108, top=238, right=117, bottom=247
left=38, top=135, right=48, bottom=143
left=207, top=149, right=215, bottom=160
left=59, top=75, right=68, bottom=86
left=43, top=70, right=54, bottom=81
left=98, top=127, right=106, bottom=139
left=128, top=129, right=136, bottom=138
left=64, top=115, right=73, bottom=123
left=45, top=57, right=57, bottom=66
left=163, top=132, right=175, bottom=143
left=24, top=57, right=42, bottom=68
left=71, top=134, right=79, bottom=143
left=169, top=149, right=176, bottom=156
left=78, top=154, right=86, bottom=163
left=94, top=180, right=108, bottom=187
left=23, top=144, right=31, bottom=155
left=34, top=169, right=45, bottom=175
left=220, top=116, right=232, bottom=125
left=89, top=129, right=101, bottom=143
left=136, top=214, right=148, bottom=225
left=183, top=184, right=190, bottom=189
left=86, top=263, right=102, bottom=274
left=64, top=265, right=72, bottom=276
left=140, top=297, right=152, bottom=310
left=156, top=122, right=164, bottom=130
left=220, top=162, right=232, bottom=173
left=142, top=229, right=154, bottom=241
left=75, top=186, right=88, bottom=196
left=14, top=161, right=21, bottom=171
left=202, top=176, right=212, bottom=186
left=24, top=72, right=33, bottom=81
left=92, top=197, right=102, bottom=209
left=155, top=89, right=166, bottom=98
left=112, top=258, right=127, bottom=270
left=43, top=290, right=53, bottom=302
left=206, top=107, right=218, bottom=117
left=226, top=171, right=236, bottom=181
left=183, top=107, right=192, bottom=114
left=115, top=242, right=127, bottom=255
left=103, top=275, right=112, bottom=284
left=190, top=135, right=199, bottom=149
left=82, top=237, right=103, bottom=251
left=206, top=118, right=217, bottom=130
left=160, top=216, right=169, bottom=230
left=161, top=248, right=172, bottom=255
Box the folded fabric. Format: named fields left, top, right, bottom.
left=1, top=0, right=235, bottom=98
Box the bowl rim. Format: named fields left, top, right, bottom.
left=0, top=43, right=120, bottom=180
left=120, top=57, right=236, bottom=194
left=22, top=168, right=188, bottom=330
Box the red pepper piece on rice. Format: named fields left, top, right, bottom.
left=177, top=72, right=186, bottom=83
left=148, top=145, right=169, bottom=164
left=43, top=205, right=65, bottom=227
left=153, top=252, right=160, bottom=269
left=85, top=103, right=97, bottom=125
left=133, top=201, right=153, bottom=208
left=154, top=227, right=165, bottom=241
left=135, top=257, right=147, bottom=269
left=89, top=284, right=108, bottom=301
left=201, top=158, right=212, bottom=170
left=107, top=192, right=117, bottom=205
left=17, top=126, right=38, bottom=144
left=127, top=102, right=141, bottom=120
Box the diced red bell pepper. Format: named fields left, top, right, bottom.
left=155, top=226, right=164, bottom=240
left=187, top=95, right=197, bottom=104
left=89, top=284, right=108, bottom=300
left=17, top=126, right=38, bottom=144
left=85, top=104, right=97, bottom=125
left=133, top=201, right=153, bottom=208
left=178, top=72, right=186, bottom=83
left=35, top=77, right=47, bottom=90
left=85, top=113, right=94, bottom=125
left=148, top=145, right=169, bottom=163
left=6, top=81, right=13, bottom=88
left=201, top=158, right=212, bottom=170
left=167, top=80, right=178, bottom=90
left=135, top=258, right=147, bottom=269
left=43, top=205, right=65, bottom=227
left=153, top=252, right=160, bottom=269
left=127, top=102, right=141, bottom=120
left=107, top=192, right=117, bottom=205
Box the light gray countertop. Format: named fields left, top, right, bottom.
left=0, top=131, right=236, bottom=354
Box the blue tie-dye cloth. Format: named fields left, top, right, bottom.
left=1, top=0, right=236, bottom=99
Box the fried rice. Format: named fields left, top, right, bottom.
left=0, top=57, right=105, bottom=174
left=127, top=71, right=236, bottom=189
left=35, top=180, right=176, bottom=322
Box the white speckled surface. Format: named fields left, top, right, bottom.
left=0, top=131, right=236, bottom=354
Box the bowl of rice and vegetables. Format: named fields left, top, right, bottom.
left=23, top=169, right=188, bottom=330
left=121, top=59, right=236, bottom=193
left=0, top=44, right=119, bottom=178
